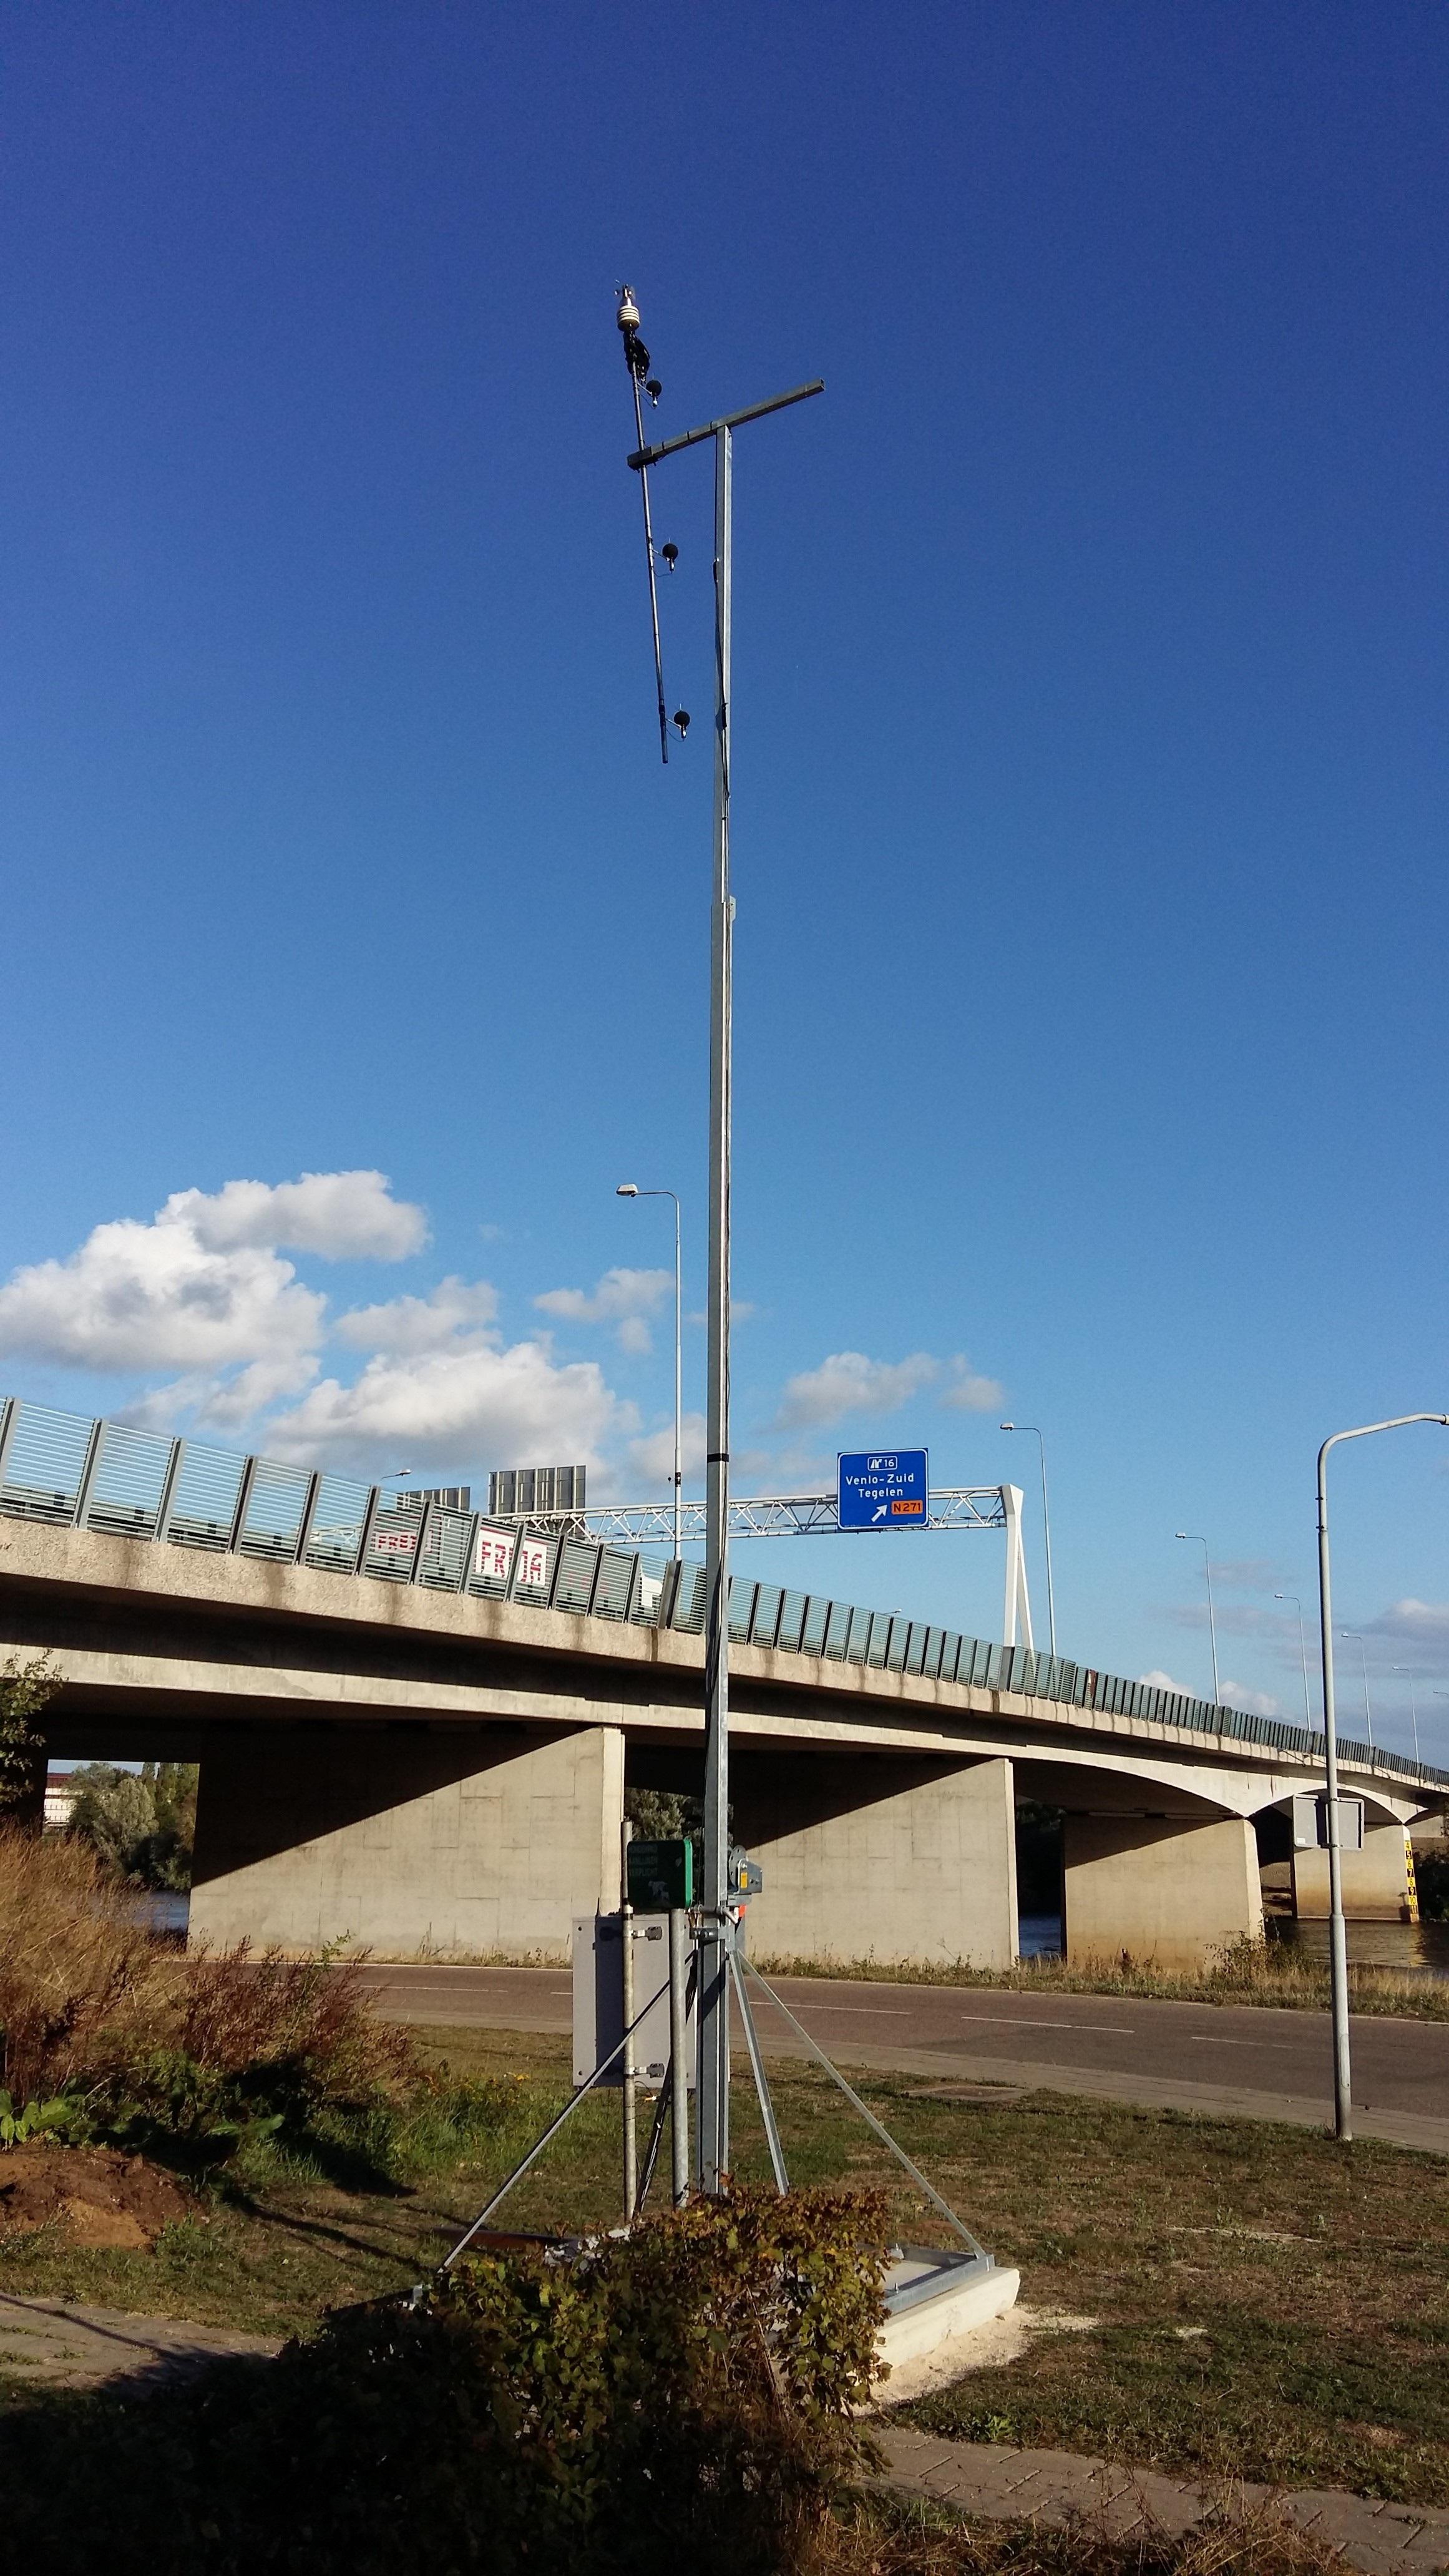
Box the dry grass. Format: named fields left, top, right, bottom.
left=0, top=1823, right=178, bottom=2102
left=813, top=2496, right=1347, bottom=2576
left=0, top=1826, right=424, bottom=2112
left=751, top=1938, right=1449, bottom=2021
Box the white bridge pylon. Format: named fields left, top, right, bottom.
left=496, top=1486, right=1036, bottom=1652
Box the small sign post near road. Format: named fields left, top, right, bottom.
left=837, top=1450, right=929, bottom=1530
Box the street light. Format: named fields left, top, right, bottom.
left=617, top=1184, right=683, bottom=1561
left=1000, top=1424, right=1056, bottom=1656
left=1339, top=1631, right=1375, bottom=1747
left=1315, top=1412, right=1449, bottom=2145
left=1175, top=1533, right=1220, bottom=1704
left=1392, top=1667, right=1422, bottom=1769
left=1276, top=1593, right=1313, bottom=1727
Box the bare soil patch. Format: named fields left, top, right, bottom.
left=0, top=2147, right=194, bottom=2249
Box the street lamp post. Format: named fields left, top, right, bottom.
left=1000, top=1423, right=1056, bottom=1657
left=1340, top=1631, right=1375, bottom=1747
left=1276, top=1593, right=1313, bottom=1727
left=1176, top=1533, right=1221, bottom=1704
left=1316, top=1412, right=1449, bottom=2145
left=1392, top=1667, right=1422, bottom=1769
left=617, top=1185, right=683, bottom=1561
left=622, top=294, right=822, bottom=2192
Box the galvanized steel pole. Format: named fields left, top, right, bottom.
left=671, top=1192, right=683, bottom=1564
left=698, top=420, right=734, bottom=2191
left=624, top=334, right=822, bottom=2193
left=1315, top=1413, right=1449, bottom=2144
left=620, top=1818, right=638, bottom=2215
left=668, top=1904, right=690, bottom=2205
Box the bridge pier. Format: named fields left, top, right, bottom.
left=1291, top=1818, right=1417, bottom=1923
left=1063, top=1810, right=1264, bottom=1970
left=733, top=1752, right=1018, bottom=1969
left=188, top=1722, right=624, bottom=1960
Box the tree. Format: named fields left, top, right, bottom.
left=66, top=1760, right=198, bottom=1888
left=0, top=1656, right=60, bottom=1828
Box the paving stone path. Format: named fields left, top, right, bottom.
left=876, top=2427, right=1449, bottom=2576
left=0, top=2290, right=281, bottom=2391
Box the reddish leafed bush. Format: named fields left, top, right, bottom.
left=180, top=1941, right=419, bottom=2100
left=0, top=1827, right=419, bottom=2130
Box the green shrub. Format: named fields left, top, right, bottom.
left=0, top=2085, right=83, bottom=2147
left=1415, top=1850, right=1449, bottom=1921
left=0, top=2185, right=891, bottom=2576
left=0, top=1654, right=59, bottom=1825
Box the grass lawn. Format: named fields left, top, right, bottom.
left=2, top=2022, right=1447, bottom=2509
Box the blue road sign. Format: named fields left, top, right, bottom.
left=837, top=1450, right=929, bottom=1530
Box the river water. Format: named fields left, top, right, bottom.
left=1017, top=1911, right=1449, bottom=1976
left=125, top=1891, right=190, bottom=1936
left=122, top=1894, right=1449, bottom=1979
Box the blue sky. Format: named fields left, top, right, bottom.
left=1, top=2, right=1445, bottom=1754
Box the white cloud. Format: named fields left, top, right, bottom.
left=1368, top=1599, right=1449, bottom=1657
left=266, top=1338, right=630, bottom=1475
left=0, top=1168, right=429, bottom=1427
left=535, top=1267, right=672, bottom=1325
left=1210, top=1558, right=1285, bottom=1594
left=534, top=1266, right=672, bottom=1354
left=0, top=1208, right=324, bottom=1391
left=1171, top=1601, right=1293, bottom=1641
left=165, top=1171, right=427, bottom=1262
left=1218, top=1679, right=1283, bottom=1719
left=1139, top=1665, right=1280, bottom=1716
left=940, top=1357, right=1005, bottom=1412
left=628, top=1413, right=708, bottom=1488
left=774, top=1350, right=939, bottom=1431
left=334, top=1276, right=499, bottom=1356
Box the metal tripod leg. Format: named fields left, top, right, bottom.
left=742, top=1958, right=985, bottom=2254
left=637, top=2064, right=672, bottom=2209
left=728, top=1940, right=789, bottom=2193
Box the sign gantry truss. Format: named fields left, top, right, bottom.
left=499, top=1486, right=1005, bottom=1542
left=490, top=1485, right=1037, bottom=1648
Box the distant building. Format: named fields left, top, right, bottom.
left=415, top=1487, right=471, bottom=1514
left=43, top=1769, right=80, bottom=1831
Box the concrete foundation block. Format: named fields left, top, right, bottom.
left=1064, top=1811, right=1264, bottom=1971
left=190, top=1722, right=624, bottom=1959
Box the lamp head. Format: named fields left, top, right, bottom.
left=616, top=1183, right=639, bottom=1198
left=999, top=1421, right=1015, bottom=1432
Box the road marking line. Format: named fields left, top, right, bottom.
left=955, top=2014, right=1135, bottom=2033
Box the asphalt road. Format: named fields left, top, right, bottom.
left=356, top=1964, right=1449, bottom=2154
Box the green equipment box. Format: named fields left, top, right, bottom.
left=627, top=1836, right=693, bottom=1910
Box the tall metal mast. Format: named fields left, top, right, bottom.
left=618, top=289, right=822, bottom=2187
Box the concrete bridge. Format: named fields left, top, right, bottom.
left=0, top=1396, right=1440, bottom=1968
